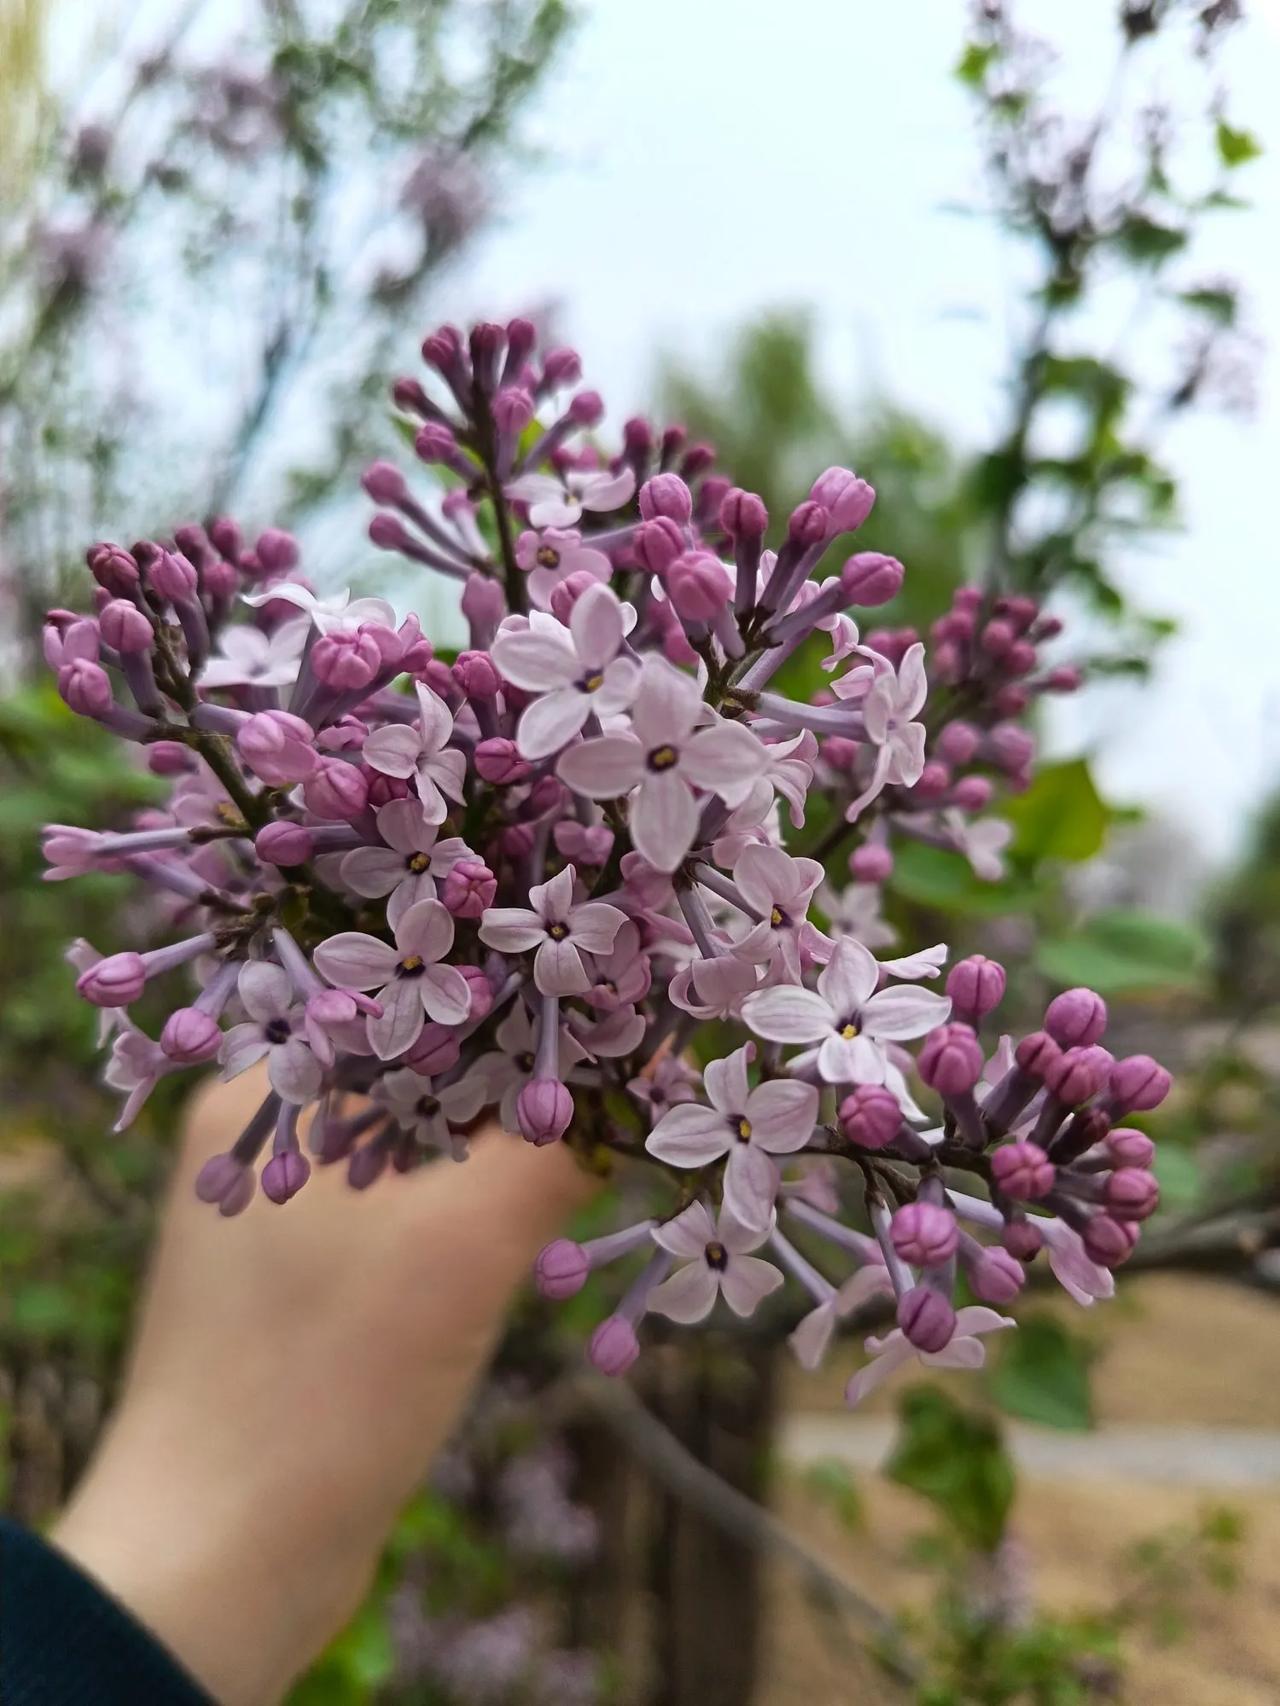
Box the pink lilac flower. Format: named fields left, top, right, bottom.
left=730, top=843, right=827, bottom=978
left=198, top=619, right=308, bottom=689
left=645, top=1202, right=784, bottom=1322
left=506, top=466, right=636, bottom=529
left=845, top=1306, right=1015, bottom=1407
left=625, top=1054, right=699, bottom=1123
left=241, top=583, right=397, bottom=634
left=816, top=880, right=897, bottom=952
left=313, top=899, right=471, bottom=1059
left=788, top=1263, right=894, bottom=1370
left=220, top=962, right=323, bottom=1104
left=645, top=1042, right=818, bottom=1231
left=585, top=920, right=651, bottom=1012
left=340, top=799, right=472, bottom=927
left=104, top=1019, right=174, bottom=1130
left=571, top=1005, right=647, bottom=1059
left=471, top=1004, right=588, bottom=1134
left=491, top=585, right=639, bottom=760
left=479, top=864, right=626, bottom=997
left=835, top=643, right=928, bottom=820
left=946, top=810, right=1014, bottom=881
left=515, top=528, right=611, bottom=609
left=668, top=940, right=767, bottom=1020
left=373, top=1067, right=488, bottom=1161
left=361, top=683, right=467, bottom=824
left=742, top=936, right=951, bottom=1091
left=557, top=655, right=765, bottom=873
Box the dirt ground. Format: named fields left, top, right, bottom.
left=757, top=1275, right=1280, bottom=1704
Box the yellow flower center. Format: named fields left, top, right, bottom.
left=736, top=1117, right=753, bottom=1141
left=407, top=852, right=431, bottom=874
left=647, top=744, right=678, bottom=771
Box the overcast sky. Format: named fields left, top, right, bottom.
left=429, top=0, right=1280, bottom=867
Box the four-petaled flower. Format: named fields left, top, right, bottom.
left=742, top=936, right=951, bottom=1090
left=515, top=528, right=611, bottom=609
left=199, top=619, right=309, bottom=689
left=220, top=962, right=323, bottom=1103
left=731, top=843, right=828, bottom=979
left=646, top=1042, right=819, bottom=1231
left=314, top=899, right=471, bottom=1059
left=340, top=799, right=472, bottom=928
left=479, top=864, right=626, bottom=996
left=361, top=683, right=467, bottom=824
left=241, top=584, right=397, bottom=634
left=506, top=466, right=636, bottom=529
left=492, top=584, right=639, bottom=760
left=646, top=1201, right=784, bottom=1323
left=557, top=655, right=765, bottom=873
left=471, top=1003, right=588, bottom=1134
left=373, top=1067, right=488, bottom=1162
left=835, top=642, right=928, bottom=820
left=845, top=1306, right=1014, bottom=1407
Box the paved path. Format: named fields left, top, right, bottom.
left=782, top=1417, right=1280, bottom=1488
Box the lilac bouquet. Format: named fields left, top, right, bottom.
left=42, top=317, right=1170, bottom=1405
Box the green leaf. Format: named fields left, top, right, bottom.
left=987, top=1315, right=1094, bottom=1431
left=802, top=1459, right=864, bottom=1531
left=1035, top=908, right=1209, bottom=996
left=889, top=842, right=1042, bottom=918
left=887, top=1386, right=1015, bottom=1552
left=955, top=42, right=997, bottom=87
left=1115, top=214, right=1187, bottom=265
left=1153, top=1144, right=1201, bottom=1210
left=1178, top=286, right=1239, bottom=327
left=1216, top=121, right=1262, bottom=168
left=1004, top=759, right=1111, bottom=865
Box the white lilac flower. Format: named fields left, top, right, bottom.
left=506, top=466, right=636, bottom=529
left=313, top=899, right=471, bottom=1059
left=844, top=1307, right=1015, bottom=1408
left=645, top=1042, right=818, bottom=1231
left=741, top=936, right=951, bottom=1089
left=241, top=583, right=396, bottom=635
left=340, top=799, right=472, bottom=928
left=646, top=1201, right=784, bottom=1323
left=198, top=618, right=309, bottom=689
left=833, top=642, right=928, bottom=820
left=373, top=1067, right=488, bottom=1162
left=361, top=682, right=467, bottom=824
left=479, top=864, right=626, bottom=997
left=492, top=584, right=639, bottom=760
left=220, top=962, right=323, bottom=1103
left=471, top=1004, right=588, bottom=1134
left=557, top=655, right=765, bottom=874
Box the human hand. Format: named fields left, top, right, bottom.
left=52, top=1070, right=595, bottom=1704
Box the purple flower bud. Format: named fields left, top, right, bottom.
left=633, top=516, right=684, bottom=576
left=237, top=710, right=319, bottom=786
left=679, top=441, right=715, bottom=480
left=987, top=722, right=1036, bottom=774
left=147, top=740, right=194, bottom=776
left=303, top=758, right=369, bottom=822
left=1082, top=1213, right=1139, bottom=1268
left=1108, top=1055, right=1172, bottom=1114
left=195, top=1154, right=255, bottom=1217
left=937, top=720, right=981, bottom=765
left=415, top=423, right=458, bottom=464
left=1015, top=1030, right=1061, bottom=1080
left=207, top=517, right=242, bottom=559
left=838, top=1085, right=902, bottom=1150
left=1044, top=1046, right=1105, bottom=1107
left=460, top=571, right=507, bottom=640
left=493, top=387, right=536, bottom=434
left=406, top=1023, right=462, bottom=1077
left=840, top=552, right=903, bottom=606
left=203, top=558, right=238, bottom=602
left=87, top=543, right=140, bottom=597
left=946, top=955, right=1007, bottom=1024
left=991, top=1141, right=1055, bottom=1202
left=255, top=821, right=314, bottom=866
left=808, top=466, right=875, bottom=533
left=968, top=1246, right=1026, bottom=1305
left=1044, top=986, right=1108, bottom=1048
left=422, top=324, right=462, bottom=370
left=1107, top=1128, right=1156, bottom=1169
left=542, top=345, right=583, bottom=388
left=78, top=952, right=146, bottom=1007
left=528, top=775, right=566, bottom=815
left=950, top=776, right=994, bottom=811
left=824, top=735, right=860, bottom=774
left=452, top=651, right=502, bottom=699
left=980, top=618, right=1015, bottom=657
left=262, top=1151, right=311, bottom=1205
left=897, top=1286, right=956, bottom=1353
left=160, top=1007, right=222, bottom=1063
left=1104, top=1168, right=1160, bottom=1221
left=256, top=529, right=300, bottom=575
left=639, top=473, right=693, bottom=523
left=588, top=1315, right=639, bottom=1376
left=1045, top=665, right=1083, bottom=693
left=369, top=513, right=414, bottom=554
left=918, top=1023, right=984, bottom=1095
left=505, top=316, right=537, bottom=368
left=891, top=1201, right=959, bottom=1267
left=442, top=859, right=498, bottom=920
left=909, top=760, right=951, bottom=801
left=59, top=659, right=114, bottom=718
left=849, top=844, right=893, bottom=883
left=517, top=1079, right=574, bottom=1146
left=149, top=549, right=198, bottom=602
left=535, top=1239, right=590, bottom=1300
left=99, top=599, right=154, bottom=653
left=311, top=629, right=382, bottom=691
left=787, top=500, right=829, bottom=546
left=1002, top=1218, right=1043, bottom=1260
left=666, top=551, right=730, bottom=623
left=475, top=737, right=530, bottom=785
left=548, top=569, right=600, bottom=624
left=719, top=487, right=768, bottom=538
left=348, top=1143, right=388, bottom=1191
left=456, top=964, right=493, bottom=1023
left=361, top=460, right=408, bottom=505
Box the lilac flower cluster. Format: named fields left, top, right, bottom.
left=42, top=316, right=1169, bottom=1404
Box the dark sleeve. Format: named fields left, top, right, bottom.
left=0, top=1519, right=214, bottom=1706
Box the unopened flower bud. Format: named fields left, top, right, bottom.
left=535, top=1239, right=590, bottom=1299
left=633, top=516, right=684, bottom=576
left=347, top=1143, right=388, bottom=1191
left=719, top=487, right=768, bottom=538
left=195, top=1154, right=255, bottom=1217
left=918, top=1023, right=984, bottom=1095
left=1045, top=1046, right=1105, bottom=1107
left=787, top=500, right=829, bottom=546
left=987, top=723, right=1036, bottom=774
left=304, top=758, right=369, bottom=822
left=666, top=551, right=730, bottom=622
left=588, top=1315, right=639, bottom=1376
left=1107, top=1128, right=1155, bottom=1169
left=452, top=651, right=502, bottom=699
left=937, top=720, right=981, bottom=765
left=262, top=1151, right=311, bottom=1205
left=493, top=387, right=536, bottom=434
left=1082, top=1213, right=1138, bottom=1268
left=99, top=599, right=153, bottom=653
left=1015, top=1030, right=1061, bottom=1079
left=891, top=1201, right=959, bottom=1267
left=542, top=346, right=583, bottom=388
left=1108, top=1055, right=1171, bottom=1114
left=968, top=1246, right=1026, bottom=1305
left=475, top=737, right=530, bottom=785
left=950, top=776, right=993, bottom=811
left=59, top=659, right=114, bottom=718
left=639, top=473, right=692, bottom=523
left=1105, top=1168, right=1160, bottom=1221
left=897, top=1286, right=956, bottom=1353
left=443, top=859, right=498, bottom=920
left=1002, top=1218, right=1043, bottom=1260
left=256, top=529, right=299, bottom=575
left=517, top=1078, right=574, bottom=1145
left=237, top=710, right=318, bottom=786
left=255, top=821, right=314, bottom=866
left=77, top=952, right=146, bottom=1007
left=460, top=572, right=507, bottom=642
left=148, top=741, right=194, bottom=776
left=160, top=1007, right=222, bottom=1064
left=808, top=466, right=875, bottom=532
left=148, top=549, right=198, bottom=602
left=946, top=955, right=1007, bottom=1024
left=840, top=551, right=903, bottom=606
left=991, top=1140, right=1055, bottom=1201
left=361, top=460, right=408, bottom=505
left=838, top=1085, right=901, bottom=1150
left=88, top=543, right=140, bottom=597
left=311, top=629, right=382, bottom=691
left=1044, top=986, right=1108, bottom=1048
left=849, top=844, right=893, bottom=883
